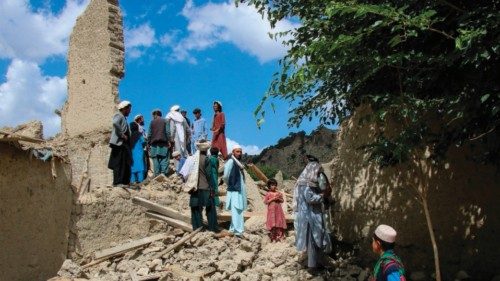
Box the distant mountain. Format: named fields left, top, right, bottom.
left=247, top=126, right=338, bottom=178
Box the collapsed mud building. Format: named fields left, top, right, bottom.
left=0, top=0, right=499, bottom=280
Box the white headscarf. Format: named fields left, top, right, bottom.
left=292, top=161, right=323, bottom=211
left=166, top=105, right=187, bottom=148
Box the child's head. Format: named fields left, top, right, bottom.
left=210, top=147, right=219, bottom=157
left=267, top=178, right=278, bottom=191
left=372, top=224, right=396, bottom=255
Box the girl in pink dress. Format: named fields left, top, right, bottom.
left=264, top=178, right=287, bottom=242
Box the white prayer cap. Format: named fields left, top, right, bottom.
left=118, top=100, right=131, bottom=109
left=172, top=151, right=181, bottom=158
left=196, top=141, right=211, bottom=151
left=170, top=105, right=180, bottom=112
left=213, top=100, right=223, bottom=107
left=232, top=144, right=242, bottom=151
left=374, top=224, right=397, bottom=243
left=134, top=114, right=143, bottom=121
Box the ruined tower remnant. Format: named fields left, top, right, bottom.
left=61, top=0, right=124, bottom=189
left=62, top=0, right=124, bottom=137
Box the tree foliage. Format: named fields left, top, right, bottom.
left=240, top=0, right=500, bottom=166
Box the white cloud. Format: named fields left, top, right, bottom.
left=125, top=23, right=157, bottom=59
left=0, top=0, right=89, bottom=62
left=226, top=138, right=262, bottom=155
left=168, top=0, right=298, bottom=64
left=0, top=60, right=67, bottom=137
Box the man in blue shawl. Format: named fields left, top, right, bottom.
left=222, top=145, right=247, bottom=237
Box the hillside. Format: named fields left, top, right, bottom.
left=249, top=126, right=338, bottom=178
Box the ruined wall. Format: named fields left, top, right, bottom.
left=62, top=0, right=124, bottom=137
left=0, top=143, right=72, bottom=281
left=331, top=107, right=500, bottom=280
left=61, top=0, right=124, bottom=188
left=68, top=187, right=185, bottom=261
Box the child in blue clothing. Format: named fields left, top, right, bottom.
left=370, top=224, right=406, bottom=281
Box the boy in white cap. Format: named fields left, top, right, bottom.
left=370, top=224, right=406, bottom=281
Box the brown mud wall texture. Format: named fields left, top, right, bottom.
left=0, top=143, right=72, bottom=281
left=68, top=188, right=182, bottom=261
left=330, top=107, right=500, bottom=280
left=61, top=0, right=124, bottom=137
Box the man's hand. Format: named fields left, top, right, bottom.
left=122, top=134, right=128, bottom=141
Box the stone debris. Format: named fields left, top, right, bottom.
left=50, top=171, right=370, bottom=281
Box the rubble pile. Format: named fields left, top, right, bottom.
left=48, top=170, right=370, bottom=281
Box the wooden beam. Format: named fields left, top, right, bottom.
left=94, top=233, right=167, bottom=260
left=138, top=274, right=162, bottom=281
left=0, top=130, right=44, bottom=143
left=246, top=163, right=268, bottom=183
left=146, top=212, right=193, bottom=232
left=132, top=197, right=192, bottom=224
left=153, top=227, right=203, bottom=259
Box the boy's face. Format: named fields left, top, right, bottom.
left=371, top=238, right=383, bottom=255
left=269, top=184, right=277, bottom=191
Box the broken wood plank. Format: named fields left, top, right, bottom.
left=0, top=130, right=45, bottom=143
left=146, top=211, right=193, bottom=232
left=154, top=227, right=203, bottom=259
left=138, top=273, right=162, bottom=281
left=94, top=233, right=167, bottom=260
left=246, top=163, right=269, bottom=183
left=81, top=257, right=110, bottom=269
left=133, top=197, right=191, bottom=224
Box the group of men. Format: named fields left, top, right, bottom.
left=107, top=100, right=247, bottom=237
left=107, top=100, right=219, bottom=186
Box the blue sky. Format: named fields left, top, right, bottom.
left=0, top=0, right=332, bottom=154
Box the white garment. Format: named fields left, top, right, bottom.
left=180, top=151, right=200, bottom=193
left=166, top=110, right=188, bottom=157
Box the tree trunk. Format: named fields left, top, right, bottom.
left=421, top=194, right=442, bottom=281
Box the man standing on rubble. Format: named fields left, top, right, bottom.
left=148, top=109, right=170, bottom=177
left=166, top=105, right=190, bottom=158
left=221, top=145, right=247, bottom=237
left=191, top=108, right=208, bottom=154
left=108, top=100, right=132, bottom=187
left=187, top=141, right=218, bottom=232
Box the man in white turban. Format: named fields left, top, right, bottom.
left=166, top=105, right=190, bottom=159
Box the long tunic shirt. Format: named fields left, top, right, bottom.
left=192, top=117, right=207, bottom=142
left=264, top=191, right=287, bottom=231
left=211, top=112, right=228, bottom=158
left=295, top=185, right=331, bottom=252
left=223, top=158, right=247, bottom=235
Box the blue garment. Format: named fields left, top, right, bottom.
left=374, top=250, right=405, bottom=281
left=130, top=134, right=145, bottom=183
left=387, top=272, right=401, bottom=281
left=176, top=157, right=186, bottom=174
left=227, top=159, right=242, bottom=192
left=223, top=159, right=247, bottom=235
left=295, top=185, right=332, bottom=254
left=191, top=117, right=207, bottom=152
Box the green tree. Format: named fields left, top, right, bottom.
left=239, top=0, right=499, bottom=280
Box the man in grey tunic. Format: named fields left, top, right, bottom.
left=293, top=155, right=332, bottom=270
left=108, top=100, right=132, bottom=187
